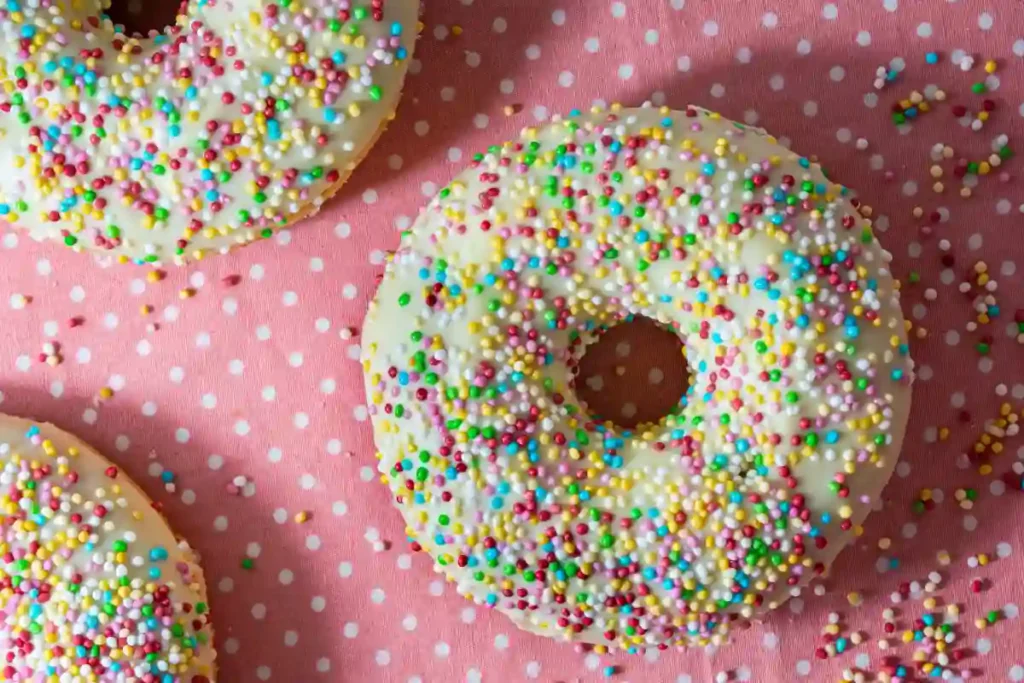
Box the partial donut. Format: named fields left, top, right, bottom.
left=0, top=0, right=419, bottom=264
left=362, top=104, right=913, bottom=650
left=0, top=415, right=216, bottom=680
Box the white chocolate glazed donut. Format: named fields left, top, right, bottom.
left=0, top=0, right=419, bottom=264
left=0, top=415, right=215, bottom=681
left=362, top=104, right=913, bottom=650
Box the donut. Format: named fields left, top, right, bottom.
left=0, top=416, right=215, bottom=680
left=362, top=104, right=914, bottom=650
left=0, top=0, right=419, bottom=264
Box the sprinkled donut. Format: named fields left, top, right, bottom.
left=362, top=104, right=914, bottom=650
left=0, top=0, right=419, bottom=264
left=0, top=416, right=215, bottom=680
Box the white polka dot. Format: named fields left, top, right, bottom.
left=299, top=473, right=317, bottom=490
left=464, top=52, right=480, bottom=67
left=830, top=65, right=846, bottom=81
left=472, top=114, right=489, bottom=129
left=822, top=3, right=838, bottom=19
left=213, top=516, right=228, bottom=532
left=320, top=378, right=336, bottom=394
left=397, top=554, right=412, bottom=569
left=762, top=11, right=779, bottom=28
left=856, top=30, right=872, bottom=46
left=769, top=74, right=785, bottom=91
left=836, top=128, right=852, bottom=143
left=551, top=9, right=565, bottom=25
left=494, top=634, right=509, bottom=650
left=902, top=180, right=918, bottom=196
left=1014, top=39, right=1024, bottom=57
left=917, top=22, right=933, bottom=37
left=610, top=2, right=626, bottom=18
left=736, top=47, right=752, bottom=63
left=703, top=20, right=719, bottom=36
left=763, top=632, right=778, bottom=649
left=644, top=29, right=659, bottom=45
left=387, top=153, right=405, bottom=171
left=283, top=631, right=298, bottom=647
left=618, top=64, right=635, bottom=80
left=256, top=666, right=271, bottom=680
left=262, top=386, right=276, bottom=401
left=402, top=614, right=418, bottom=631
left=525, top=662, right=541, bottom=679
left=558, top=71, right=575, bottom=87
left=968, top=233, right=983, bottom=250
left=499, top=79, right=514, bottom=94
left=491, top=17, right=507, bottom=32
left=710, top=83, right=726, bottom=98
left=434, top=641, right=450, bottom=658
left=902, top=523, right=917, bottom=538
left=964, top=515, right=978, bottom=531
left=797, top=38, right=812, bottom=55
left=293, top=413, right=309, bottom=429
left=584, top=37, right=600, bottom=53
left=1010, top=665, right=1024, bottom=682
left=670, top=0, right=685, bottom=7
left=69, top=286, right=85, bottom=303
left=803, top=101, right=818, bottom=117
left=744, top=110, right=759, bottom=125
left=338, top=562, right=353, bottom=578
left=978, top=12, right=993, bottom=30
left=461, top=607, right=476, bottom=624
left=234, top=420, right=251, bottom=436
left=796, top=660, right=811, bottom=676
left=884, top=0, right=898, bottom=9
left=228, top=359, right=244, bottom=375
left=677, top=55, right=691, bottom=72
left=344, top=622, right=359, bottom=638
left=371, top=588, right=386, bottom=604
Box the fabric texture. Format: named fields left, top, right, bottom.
left=1, top=0, right=1023, bottom=680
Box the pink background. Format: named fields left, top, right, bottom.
left=3, top=0, right=1024, bottom=681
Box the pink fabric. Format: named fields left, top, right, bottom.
left=2, top=1, right=1024, bottom=680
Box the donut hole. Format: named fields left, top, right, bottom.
left=103, top=0, right=185, bottom=37
left=573, top=317, right=690, bottom=429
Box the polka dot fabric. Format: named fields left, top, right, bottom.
left=1, top=0, right=1023, bottom=681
